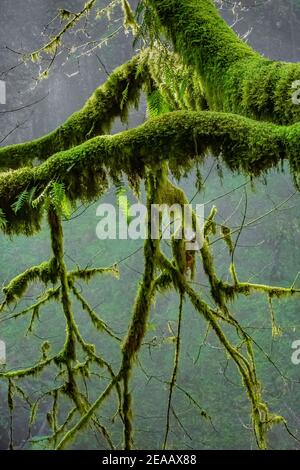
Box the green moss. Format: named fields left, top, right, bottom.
left=1, top=259, right=58, bottom=306
left=1, top=0, right=300, bottom=450
left=48, top=208, right=76, bottom=362
left=119, top=174, right=159, bottom=449
left=221, top=225, right=233, bottom=254
left=0, top=356, right=54, bottom=379
left=0, top=54, right=147, bottom=170
left=1, top=110, right=296, bottom=235
left=148, top=0, right=300, bottom=124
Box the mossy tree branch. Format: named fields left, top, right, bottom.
left=146, top=0, right=300, bottom=124
left=1, top=110, right=300, bottom=235
left=0, top=53, right=149, bottom=170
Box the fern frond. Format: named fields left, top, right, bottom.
left=121, top=83, right=129, bottom=110
left=0, top=208, right=7, bottom=230
left=50, top=182, right=65, bottom=208
left=48, top=182, right=71, bottom=218
left=28, top=187, right=37, bottom=205
left=11, top=189, right=30, bottom=214
left=147, top=90, right=169, bottom=118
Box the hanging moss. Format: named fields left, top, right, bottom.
left=121, top=0, right=139, bottom=33
left=70, top=281, right=121, bottom=341
left=156, top=248, right=278, bottom=449
left=221, top=225, right=233, bottom=255
left=45, top=210, right=71, bottom=361
left=1, top=259, right=58, bottom=307
left=0, top=44, right=213, bottom=174
left=119, top=174, right=158, bottom=449
left=68, top=264, right=119, bottom=282
left=27, top=165, right=299, bottom=450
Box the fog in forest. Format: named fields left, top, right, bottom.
left=1, top=0, right=300, bottom=450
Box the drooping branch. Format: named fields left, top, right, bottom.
left=0, top=259, right=119, bottom=312
left=51, top=171, right=300, bottom=450
left=0, top=206, right=122, bottom=449
left=119, top=172, right=158, bottom=450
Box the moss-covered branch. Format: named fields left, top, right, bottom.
left=0, top=259, right=58, bottom=309
left=1, top=110, right=299, bottom=234
left=0, top=53, right=148, bottom=170
left=0, top=262, right=119, bottom=311
left=147, top=0, right=300, bottom=124
left=155, top=248, right=283, bottom=449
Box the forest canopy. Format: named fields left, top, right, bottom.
left=0, top=0, right=300, bottom=451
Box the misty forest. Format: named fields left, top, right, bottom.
left=1, top=0, right=300, bottom=451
